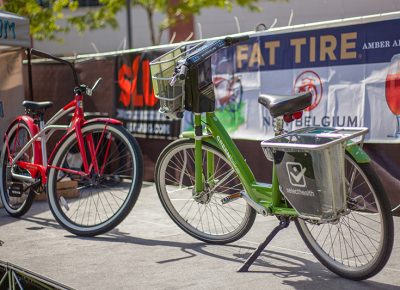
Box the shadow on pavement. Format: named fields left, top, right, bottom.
left=0, top=182, right=155, bottom=228
left=235, top=249, right=398, bottom=290
left=21, top=216, right=63, bottom=230
left=66, top=228, right=398, bottom=290
left=0, top=201, right=49, bottom=227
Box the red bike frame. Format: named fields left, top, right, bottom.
left=5, top=89, right=122, bottom=185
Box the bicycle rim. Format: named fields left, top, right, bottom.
left=48, top=124, right=141, bottom=235
left=156, top=140, right=255, bottom=244
left=0, top=121, right=35, bottom=216
left=296, top=154, right=393, bottom=279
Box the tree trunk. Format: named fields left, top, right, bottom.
left=146, top=8, right=157, bottom=46
left=157, top=27, right=164, bottom=46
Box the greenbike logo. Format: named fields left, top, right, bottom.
left=216, top=135, right=241, bottom=176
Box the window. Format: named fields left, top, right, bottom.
left=37, top=0, right=50, bottom=7
left=78, top=0, right=100, bottom=6
left=37, top=1, right=100, bottom=8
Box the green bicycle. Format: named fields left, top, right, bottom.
left=150, top=36, right=394, bottom=280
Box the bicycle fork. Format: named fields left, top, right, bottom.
left=194, top=114, right=205, bottom=193
left=193, top=114, right=216, bottom=193
left=73, top=119, right=112, bottom=176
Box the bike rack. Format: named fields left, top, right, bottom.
left=0, top=260, right=73, bottom=290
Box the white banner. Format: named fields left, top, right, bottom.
left=207, top=16, right=400, bottom=143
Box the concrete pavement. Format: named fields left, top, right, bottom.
left=0, top=182, right=399, bottom=290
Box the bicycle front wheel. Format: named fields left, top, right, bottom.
left=47, top=123, right=143, bottom=236
left=295, top=153, right=394, bottom=280
left=155, top=139, right=256, bottom=244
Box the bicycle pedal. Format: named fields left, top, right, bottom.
left=8, top=182, right=24, bottom=197
left=221, top=192, right=241, bottom=204
left=59, top=196, right=70, bottom=211
left=26, top=179, right=43, bottom=194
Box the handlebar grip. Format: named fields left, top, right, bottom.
left=30, top=49, right=51, bottom=59
left=31, top=49, right=67, bottom=64
left=225, top=35, right=250, bottom=46
left=183, top=35, right=249, bottom=68
left=178, top=65, right=188, bottom=80
left=30, top=49, right=80, bottom=86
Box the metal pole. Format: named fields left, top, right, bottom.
left=27, top=49, right=34, bottom=101
left=126, top=0, right=133, bottom=49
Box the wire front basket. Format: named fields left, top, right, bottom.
left=150, top=42, right=204, bottom=119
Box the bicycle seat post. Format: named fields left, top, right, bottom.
left=38, top=111, right=45, bottom=129
left=38, top=111, right=48, bottom=167
left=273, top=116, right=284, bottom=136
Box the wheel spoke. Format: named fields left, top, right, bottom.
left=46, top=126, right=139, bottom=235
left=1, top=124, right=34, bottom=214
left=156, top=141, right=253, bottom=242
left=296, top=154, right=392, bottom=279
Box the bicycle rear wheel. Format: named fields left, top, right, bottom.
left=0, top=120, right=36, bottom=217
left=155, top=139, right=256, bottom=244
left=47, top=123, right=143, bottom=236
left=295, top=153, right=394, bottom=280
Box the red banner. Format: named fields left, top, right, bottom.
left=115, top=51, right=181, bottom=139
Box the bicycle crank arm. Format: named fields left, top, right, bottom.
left=24, top=179, right=42, bottom=192
left=240, top=191, right=270, bottom=216
left=11, top=172, right=35, bottom=183
left=220, top=190, right=268, bottom=215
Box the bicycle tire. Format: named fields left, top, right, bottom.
left=0, top=120, right=35, bottom=217
left=295, top=153, right=394, bottom=280
left=47, top=122, right=143, bottom=236
left=155, top=139, right=256, bottom=244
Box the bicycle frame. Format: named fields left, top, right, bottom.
left=183, top=111, right=373, bottom=218
left=4, top=90, right=122, bottom=185
left=183, top=112, right=297, bottom=217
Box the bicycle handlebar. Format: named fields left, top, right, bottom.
left=173, top=35, right=250, bottom=83
left=178, top=65, right=189, bottom=80
left=224, top=35, right=250, bottom=46
left=187, top=35, right=249, bottom=66
left=30, top=49, right=80, bottom=87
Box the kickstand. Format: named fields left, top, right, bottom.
left=237, top=218, right=290, bottom=272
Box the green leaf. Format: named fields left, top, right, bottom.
left=0, top=0, right=273, bottom=45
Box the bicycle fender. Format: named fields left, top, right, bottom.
left=5, top=115, right=39, bottom=140
left=83, top=118, right=123, bottom=126
left=180, top=131, right=219, bottom=148
left=4, top=115, right=42, bottom=164
left=346, top=144, right=370, bottom=163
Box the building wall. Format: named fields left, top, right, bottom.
left=34, top=0, right=400, bottom=55
left=34, top=7, right=168, bottom=55
left=195, top=0, right=400, bottom=38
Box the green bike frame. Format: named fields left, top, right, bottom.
left=183, top=112, right=371, bottom=217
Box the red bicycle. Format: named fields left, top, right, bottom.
left=0, top=49, right=143, bottom=236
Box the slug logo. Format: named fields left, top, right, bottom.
left=294, top=70, right=323, bottom=111
left=118, top=56, right=157, bottom=108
